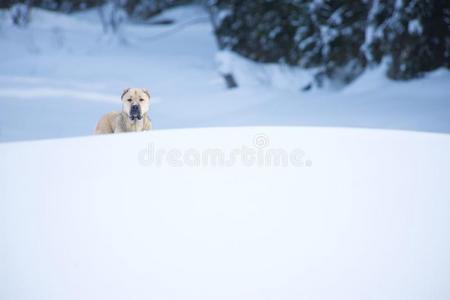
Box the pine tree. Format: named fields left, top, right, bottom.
left=366, top=0, right=450, bottom=79
left=309, top=0, right=368, bottom=83
left=211, top=0, right=370, bottom=85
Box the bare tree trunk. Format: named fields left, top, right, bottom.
left=98, top=0, right=127, bottom=33
left=10, top=0, right=33, bottom=27
left=204, top=1, right=238, bottom=89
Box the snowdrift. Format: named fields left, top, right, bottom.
left=1, top=127, right=450, bottom=300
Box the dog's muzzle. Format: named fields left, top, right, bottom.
left=130, top=104, right=142, bottom=121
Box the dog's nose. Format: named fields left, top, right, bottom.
left=130, top=104, right=141, bottom=120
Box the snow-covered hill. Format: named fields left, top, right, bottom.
left=0, top=6, right=450, bottom=142
left=1, top=127, right=450, bottom=300
left=1, top=5, right=450, bottom=299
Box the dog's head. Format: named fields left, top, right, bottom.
left=121, top=88, right=151, bottom=121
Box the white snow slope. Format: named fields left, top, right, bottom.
left=0, top=5, right=449, bottom=142
left=1, top=127, right=450, bottom=300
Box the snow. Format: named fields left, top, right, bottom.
left=1, top=4, right=450, bottom=299
left=0, top=5, right=449, bottom=142
left=408, top=19, right=423, bottom=35
left=1, top=127, right=450, bottom=299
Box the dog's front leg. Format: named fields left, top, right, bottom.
left=113, top=117, right=126, bottom=133
left=144, top=119, right=152, bottom=131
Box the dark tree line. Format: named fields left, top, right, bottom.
left=207, top=0, right=450, bottom=85
left=0, top=0, right=98, bottom=12
left=1, top=0, right=191, bottom=17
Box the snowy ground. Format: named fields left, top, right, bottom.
left=1, top=127, right=450, bottom=300
left=1, top=5, right=450, bottom=300
left=0, top=5, right=449, bottom=142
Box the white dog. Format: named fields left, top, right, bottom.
left=95, top=88, right=152, bottom=134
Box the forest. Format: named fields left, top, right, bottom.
left=4, top=0, right=449, bottom=87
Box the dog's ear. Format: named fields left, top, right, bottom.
left=143, top=88, right=150, bottom=98
left=121, top=88, right=130, bottom=99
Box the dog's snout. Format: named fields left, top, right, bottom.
left=129, top=103, right=142, bottom=120
left=130, top=104, right=140, bottom=114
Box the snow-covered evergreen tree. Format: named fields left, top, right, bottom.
left=309, top=0, right=368, bottom=84
left=209, top=0, right=450, bottom=85
left=373, top=0, right=450, bottom=80
left=209, top=0, right=302, bottom=64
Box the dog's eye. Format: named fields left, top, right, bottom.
left=127, top=99, right=132, bottom=102
left=139, top=98, right=144, bottom=102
